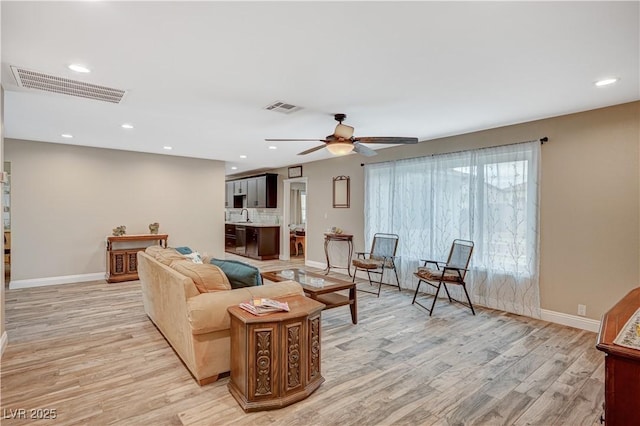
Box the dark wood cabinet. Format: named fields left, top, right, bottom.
left=252, top=226, right=279, bottom=260
left=225, top=224, right=237, bottom=252
left=106, top=234, right=168, bottom=283
left=224, top=224, right=279, bottom=260
left=596, top=287, right=640, bottom=426
left=245, top=227, right=258, bottom=258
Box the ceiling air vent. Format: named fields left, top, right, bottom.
left=10, top=66, right=126, bottom=104
left=264, top=101, right=302, bottom=114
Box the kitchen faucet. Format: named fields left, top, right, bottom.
left=240, top=209, right=250, bottom=222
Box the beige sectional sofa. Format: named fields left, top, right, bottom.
left=137, top=249, right=304, bottom=385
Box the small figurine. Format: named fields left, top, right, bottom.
left=149, top=222, right=160, bottom=235
left=112, top=225, right=126, bottom=236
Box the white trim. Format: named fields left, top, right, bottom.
left=540, top=309, right=601, bottom=332
left=9, top=272, right=106, bottom=289
left=0, top=331, right=7, bottom=357
left=305, top=259, right=326, bottom=270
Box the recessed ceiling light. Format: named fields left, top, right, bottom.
left=595, top=77, right=619, bottom=87
left=61, top=133, right=73, bottom=138
left=231, top=166, right=238, bottom=170
left=239, top=155, right=247, bottom=159
left=163, top=146, right=172, bottom=150
left=68, top=64, right=90, bottom=73
left=268, top=146, right=277, bottom=150
left=121, top=123, right=134, bottom=129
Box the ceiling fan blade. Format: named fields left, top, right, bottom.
left=298, top=144, right=327, bottom=155
left=353, top=142, right=378, bottom=157
left=355, top=136, right=419, bottom=144
left=265, top=138, right=327, bottom=142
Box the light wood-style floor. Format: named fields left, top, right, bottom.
left=1, top=255, right=605, bottom=425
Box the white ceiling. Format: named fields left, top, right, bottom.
left=2, top=1, right=638, bottom=176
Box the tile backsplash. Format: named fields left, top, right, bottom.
left=226, top=208, right=282, bottom=224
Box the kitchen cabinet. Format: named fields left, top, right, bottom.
left=225, top=182, right=234, bottom=208
left=246, top=178, right=258, bottom=208
left=224, top=224, right=279, bottom=260
left=245, top=226, right=258, bottom=258
left=234, top=180, right=247, bottom=196
left=225, top=224, right=237, bottom=252
left=226, top=173, right=278, bottom=209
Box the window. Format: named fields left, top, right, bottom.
left=364, top=141, right=540, bottom=317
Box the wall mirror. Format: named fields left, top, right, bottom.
left=333, top=176, right=350, bottom=208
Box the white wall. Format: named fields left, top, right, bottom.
left=5, top=139, right=226, bottom=284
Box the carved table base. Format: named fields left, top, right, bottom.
left=228, top=295, right=325, bottom=412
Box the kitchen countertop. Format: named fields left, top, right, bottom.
left=225, top=221, right=280, bottom=228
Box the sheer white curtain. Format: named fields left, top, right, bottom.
left=364, top=141, right=540, bottom=318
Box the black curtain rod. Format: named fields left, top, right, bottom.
left=360, top=137, right=548, bottom=167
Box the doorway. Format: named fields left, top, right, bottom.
left=282, top=177, right=307, bottom=261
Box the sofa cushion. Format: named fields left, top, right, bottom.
left=187, top=280, right=304, bottom=334
left=416, top=266, right=463, bottom=283
left=155, top=249, right=186, bottom=265
left=209, top=258, right=263, bottom=288
left=145, top=245, right=166, bottom=258
left=171, top=260, right=231, bottom=293
left=352, top=258, right=383, bottom=270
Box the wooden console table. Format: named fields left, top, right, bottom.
left=227, top=295, right=325, bottom=412
left=106, top=234, right=168, bottom=283
left=596, top=287, right=640, bottom=426
left=323, top=233, right=353, bottom=276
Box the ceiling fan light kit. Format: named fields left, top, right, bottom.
left=326, top=142, right=354, bottom=156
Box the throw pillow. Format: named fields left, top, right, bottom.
left=184, top=252, right=203, bottom=264
left=170, top=259, right=231, bottom=293
left=209, top=258, right=263, bottom=289
left=175, top=246, right=193, bottom=255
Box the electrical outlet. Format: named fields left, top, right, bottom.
left=578, top=304, right=587, bottom=316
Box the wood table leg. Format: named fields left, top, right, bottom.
left=350, top=286, right=357, bottom=324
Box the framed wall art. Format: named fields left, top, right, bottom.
left=288, top=166, right=303, bottom=178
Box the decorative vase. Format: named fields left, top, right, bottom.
left=149, top=222, right=159, bottom=235
left=112, top=225, right=126, bottom=236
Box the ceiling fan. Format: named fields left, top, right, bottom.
left=265, top=113, right=419, bottom=157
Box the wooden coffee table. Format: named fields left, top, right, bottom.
left=261, top=269, right=357, bottom=324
